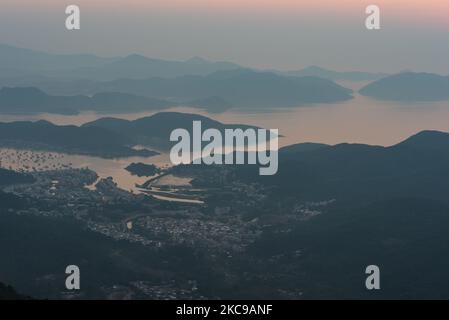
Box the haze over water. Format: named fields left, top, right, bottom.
left=2, top=82, right=449, bottom=148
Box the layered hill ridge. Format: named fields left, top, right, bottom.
left=0, top=43, right=240, bottom=80
left=231, top=130, right=449, bottom=203
left=0, top=87, right=173, bottom=115
left=94, top=69, right=353, bottom=108
left=0, top=119, right=157, bottom=158
left=286, top=65, right=388, bottom=81
left=359, top=72, right=449, bottom=101
left=83, top=112, right=263, bottom=150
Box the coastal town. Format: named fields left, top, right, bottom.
left=0, top=147, right=334, bottom=299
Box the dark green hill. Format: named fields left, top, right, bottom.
left=0, top=282, right=29, bottom=300
left=250, top=197, right=449, bottom=299
left=0, top=120, right=157, bottom=158
left=279, top=142, right=329, bottom=155
left=229, top=130, right=449, bottom=204
left=83, top=112, right=262, bottom=150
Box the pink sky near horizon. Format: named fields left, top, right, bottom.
left=2, top=1, right=449, bottom=30
left=2, top=0, right=448, bottom=72
left=3, top=0, right=449, bottom=18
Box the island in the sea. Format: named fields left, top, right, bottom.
left=125, top=162, right=160, bottom=177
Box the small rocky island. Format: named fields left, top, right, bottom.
left=125, top=162, right=160, bottom=177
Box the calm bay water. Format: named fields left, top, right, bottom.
left=1, top=84, right=449, bottom=148
left=2, top=82, right=449, bottom=192
left=0, top=148, right=171, bottom=193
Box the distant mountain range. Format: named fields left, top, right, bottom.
left=0, top=44, right=365, bottom=110
left=359, top=72, right=449, bottom=101
left=0, top=87, right=173, bottom=115
left=284, top=66, right=388, bottom=81
left=0, top=74, right=354, bottom=113
left=1, top=44, right=386, bottom=83
left=5, top=43, right=449, bottom=110
left=0, top=87, right=240, bottom=114
left=68, top=55, right=241, bottom=81
left=0, top=44, right=116, bottom=76
left=91, top=69, right=353, bottom=109
left=0, top=44, right=240, bottom=81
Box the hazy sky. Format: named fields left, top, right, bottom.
left=1, top=0, right=448, bottom=73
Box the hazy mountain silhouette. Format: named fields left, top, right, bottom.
left=0, top=44, right=355, bottom=109
left=0, top=43, right=116, bottom=75
left=0, top=44, right=241, bottom=80
left=95, top=69, right=353, bottom=108
left=0, top=87, right=239, bottom=114
left=285, top=66, right=388, bottom=81
left=0, top=75, right=98, bottom=97
left=70, top=54, right=241, bottom=80
left=0, top=87, right=173, bottom=114
left=359, top=72, right=449, bottom=101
